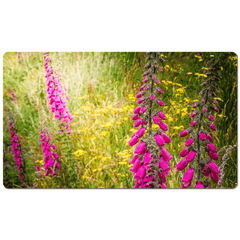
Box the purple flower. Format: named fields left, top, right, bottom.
left=161, top=132, right=171, bottom=143
left=179, top=129, right=188, bottom=137
left=159, top=121, right=168, bottom=131
left=210, top=123, right=217, bottom=131
left=190, top=121, right=197, bottom=127
left=155, top=134, right=165, bottom=146
left=195, top=181, right=204, bottom=188
left=185, top=138, right=194, bottom=147
left=182, top=168, right=194, bottom=187
left=134, top=106, right=141, bottom=114
left=199, top=132, right=207, bottom=141
left=128, top=135, right=139, bottom=146
left=158, top=99, right=165, bottom=106
left=176, top=158, right=188, bottom=171
left=180, top=147, right=190, bottom=157
left=134, top=141, right=147, bottom=155
left=135, top=92, right=142, bottom=98
left=208, top=115, right=215, bottom=121
left=161, top=147, right=172, bottom=163
left=186, top=151, right=196, bottom=162
left=208, top=151, right=219, bottom=160
left=207, top=143, right=217, bottom=152
left=158, top=111, right=167, bottom=120
left=150, top=94, right=155, bottom=100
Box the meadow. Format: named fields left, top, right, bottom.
left=3, top=52, right=238, bottom=188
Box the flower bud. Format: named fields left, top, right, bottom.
left=161, top=132, right=171, bottom=143
left=176, top=158, right=188, bottom=171
left=128, top=135, right=139, bottom=146
left=134, top=106, right=141, bottom=114
left=195, top=181, right=204, bottom=188
left=155, top=134, right=165, bottom=146
left=185, top=138, right=194, bottom=147
left=199, top=132, right=207, bottom=141
left=210, top=123, right=217, bottom=131
left=135, top=127, right=145, bottom=138
left=190, top=121, right=197, bottom=127
left=190, top=112, right=196, bottom=118
left=132, top=114, right=140, bottom=120
left=158, top=99, right=165, bottom=106
left=150, top=94, right=155, bottom=100
left=208, top=151, right=219, bottom=160
left=186, top=151, right=196, bottom=162
left=136, top=92, right=142, bottom=98
left=179, top=129, right=188, bottom=137
left=182, top=168, right=194, bottom=187
left=207, top=143, right=217, bottom=152
left=139, top=106, right=147, bottom=114
left=180, top=147, right=190, bottom=157
left=161, top=147, right=172, bottom=163
left=159, top=121, right=168, bottom=131
left=158, top=111, right=167, bottom=120
left=134, top=141, right=147, bottom=155
left=136, top=98, right=143, bottom=103
left=158, top=88, right=164, bottom=94
left=208, top=115, right=215, bottom=121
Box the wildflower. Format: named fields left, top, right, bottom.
left=129, top=52, right=171, bottom=188
left=177, top=57, right=222, bottom=188
left=155, top=134, right=165, bottom=146
left=176, top=158, right=188, bottom=171
left=43, top=52, right=73, bottom=134
left=207, top=143, right=217, bottom=152
left=208, top=151, right=219, bottom=160
left=182, top=168, right=194, bottom=187
left=199, top=132, right=207, bottom=141
left=190, top=121, right=197, bottom=127
left=195, top=181, right=204, bottom=188
left=10, top=88, right=17, bottom=102
left=210, top=123, right=217, bottom=131
left=179, top=129, right=188, bottom=137
left=185, top=138, right=194, bottom=147
left=208, top=115, right=215, bottom=121
left=186, top=151, right=196, bottom=162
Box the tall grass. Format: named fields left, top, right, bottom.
left=3, top=52, right=237, bottom=188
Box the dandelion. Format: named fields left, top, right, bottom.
left=129, top=52, right=172, bottom=188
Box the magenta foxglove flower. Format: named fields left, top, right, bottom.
left=186, top=151, right=196, bottom=162
left=161, top=132, right=171, bottom=143
left=185, top=138, right=194, bottom=147
left=158, top=111, right=167, bottom=120
left=179, top=129, right=188, bottom=137
left=208, top=161, right=219, bottom=173
left=190, top=121, right=197, bottom=127
left=129, top=52, right=171, bottom=188
left=177, top=58, right=222, bottom=188
left=176, top=158, right=188, bottom=171
left=207, top=143, right=217, bottom=152
left=195, top=181, right=204, bottom=188
left=208, top=115, right=215, bottom=121
left=150, top=94, right=155, bottom=100
left=135, top=127, right=145, bottom=138
left=7, top=116, right=26, bottom=185
left=43, top=52, right=73, bottom=134
left=158, top=99, right=165, bottom=106
left=180, top=147, right=190, bottom=157
left=128, top=135, right=139, bottom=146
left=199, top=132, right=207, bottom=141
left=132, top=114, right=140, bottom=120
left=158, top=88, right=164, bottom=94
left=134, top=119, right=142, bottom=127
left=136, top=92, right=142, bottom=98
left=155, top=134, right=165, bottom=146
left=134, top=141, right=147, bottom=155
left=190, top=112, right=196, bottom=118
left=208, top=151, right=219, bottom=160
left=134, top=106, right=141, bottom=114
left=210, top=123, right=217, bottom=131
left=182, top=168, right=194, bottom=187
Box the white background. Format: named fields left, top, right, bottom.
left=0, top=1, right=239, bottom=240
